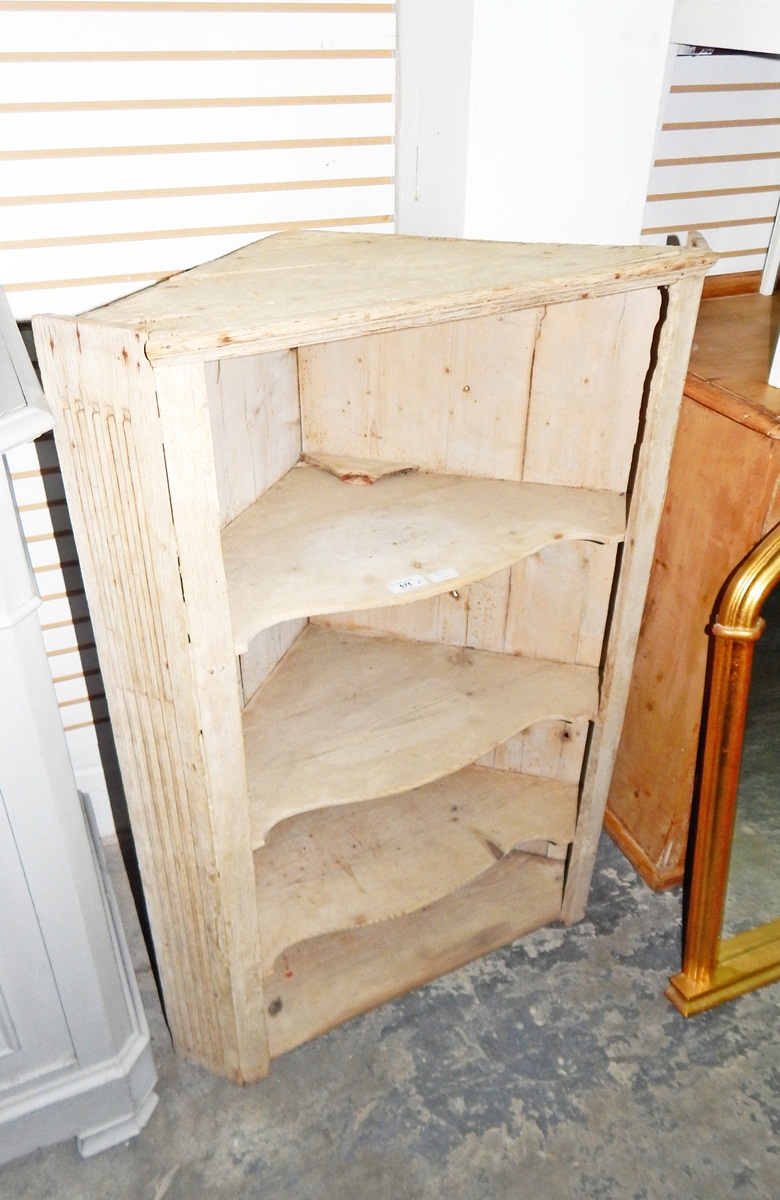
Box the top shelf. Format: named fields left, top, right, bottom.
left=221, top=461, right=627, bottom=653
left=82, top=229, right=716, bottom=363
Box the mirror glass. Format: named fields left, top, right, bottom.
left=722, top=584, right=780, bottom=938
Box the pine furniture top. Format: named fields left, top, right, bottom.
left=65, top=229, right=715, bottom=363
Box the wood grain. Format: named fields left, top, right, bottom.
left=84, top=229, right=717, bottom=363
left=34, top=231, right=712, bottom=1077
left=255, top=764, right=577, bottom=968
left=263, top=850, right=565, bottom=1059
left=244, top=623, right=599, bottom=842
left=222, top=463, right=626, bottom=651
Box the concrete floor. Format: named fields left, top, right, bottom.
left=3, top=827, right=780, bottom=1200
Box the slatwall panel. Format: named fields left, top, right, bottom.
left=642, top=48, right=780, bottom=276
left=0, top=0, right=396, bottom=319
left=1, top=0, right=396, bottom=834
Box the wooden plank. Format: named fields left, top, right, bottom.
left=243, top=623, right=599, bottom=843
left=80, top=229, right=716, bottom=363
left=222, top=463, right=627, bottom=651
left=255, top=764, right=577, bottom=968
left=492, top=717, right=591, bottom=784
left=311, top=585, right=469, bottom=647
left=523, top=289, right=663, bottom=491
left=503, top=542, right=618, bottom=667
left=298, top=312, right=538, bottom=478
left=263, top=850, right=565, bottom=1059
left=34, top=315, right=268, bottom=1081
left=563, top=271, right=708, bottom=922
left=140, top=355, right=270, bottom=1080
left=204, top=350, right=301, bottom=527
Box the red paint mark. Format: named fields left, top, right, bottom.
left=284, top=970, right=294, bottom=978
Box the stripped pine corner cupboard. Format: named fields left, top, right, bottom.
left=33, top=231, right=714, bottom=1082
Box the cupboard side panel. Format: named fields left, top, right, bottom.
left=152, top=359, right=270, bottom=1079
left=35, top=318, right=268, bottom=1082
left=522, top=289, right=662, bottom=491
left=563, top=272, right=708, bottom=922
left=298, top=311, right=539, bottom=479
left=205, top=350, right=301, bottom=529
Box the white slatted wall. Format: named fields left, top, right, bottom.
left=642, top=48, right=780, bottom=276
left=1, top=0, right=396, bottom=834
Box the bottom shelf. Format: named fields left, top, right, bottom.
left=255, top=764, right=576, bottom=969
left=263, top=848, right=565, bottom=1060
left=254, top=763, right=573, bottom=1058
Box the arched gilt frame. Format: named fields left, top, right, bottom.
left=667, top=522, right=780, bottom=1015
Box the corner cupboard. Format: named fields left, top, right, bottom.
left=34, top=231, right=713, bottom=1080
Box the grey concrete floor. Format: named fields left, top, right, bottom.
left=3, top=829, right=780, bottom=1200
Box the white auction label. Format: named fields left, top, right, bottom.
left=388, top=573, right=428, bottom=594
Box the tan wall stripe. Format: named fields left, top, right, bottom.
left=655, top=152, right=780, bottom=166
left=716, top=246, right=767, bottom=259
left=663, top=118, right=780, bottom=130
left=40, top=615, right=91, bottom=632
left=8, top=466, right=62, bottom=479
left=24, top=529, right=82, bottom=542
left=5, top=273, right=171, bottom=292
left=47, top=643, right=97, bottom=658
left=1, top=136, right=393, bottom=160
left=1, top=96, right=393, bottom=114
left=671, top=83, right=780, bottom=93
left=1, top=212, right=392, bottom=251
left=58, top=693, right=106, bottom=708
left=642, top=215, right=774, bottom=235
left=16, top=498, right=68, bottom=512
left=2, top=176, right=394, bottom=207
left=647, top=184, right=780, bottom=202
left=40, top=590, right=85, bottom=603
left=53, top=669, right=102, bottom=685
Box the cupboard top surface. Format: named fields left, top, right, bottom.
left=62, top=230, right=713, bottom=364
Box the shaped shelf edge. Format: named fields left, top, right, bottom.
left=223, top=463, right=626, bottom=653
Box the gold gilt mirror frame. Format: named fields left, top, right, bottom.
left=667, top=521, right=780, bottom=1015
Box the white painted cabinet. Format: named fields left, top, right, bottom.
left=0, top=290, right=157, bottom=1164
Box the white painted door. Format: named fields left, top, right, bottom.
left=0, top=790, right=75, bottom=1093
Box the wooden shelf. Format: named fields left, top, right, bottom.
left=263, top=850, right=565, bottom=1059
left=244, top=624, right=598, bottom=844
left=255, top=764, right=577, bottom=969
left=222, top=462, right=626, bottom=652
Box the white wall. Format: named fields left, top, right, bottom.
left=395, top=0, right=474, bottom=236
left=397, top=0, right=677, bottom=245
left=672, top=1, right=780, bottom=53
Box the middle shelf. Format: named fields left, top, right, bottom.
left=244, top=623, right=599, bottom=844
left=222, top=461, right=627, bottom=653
